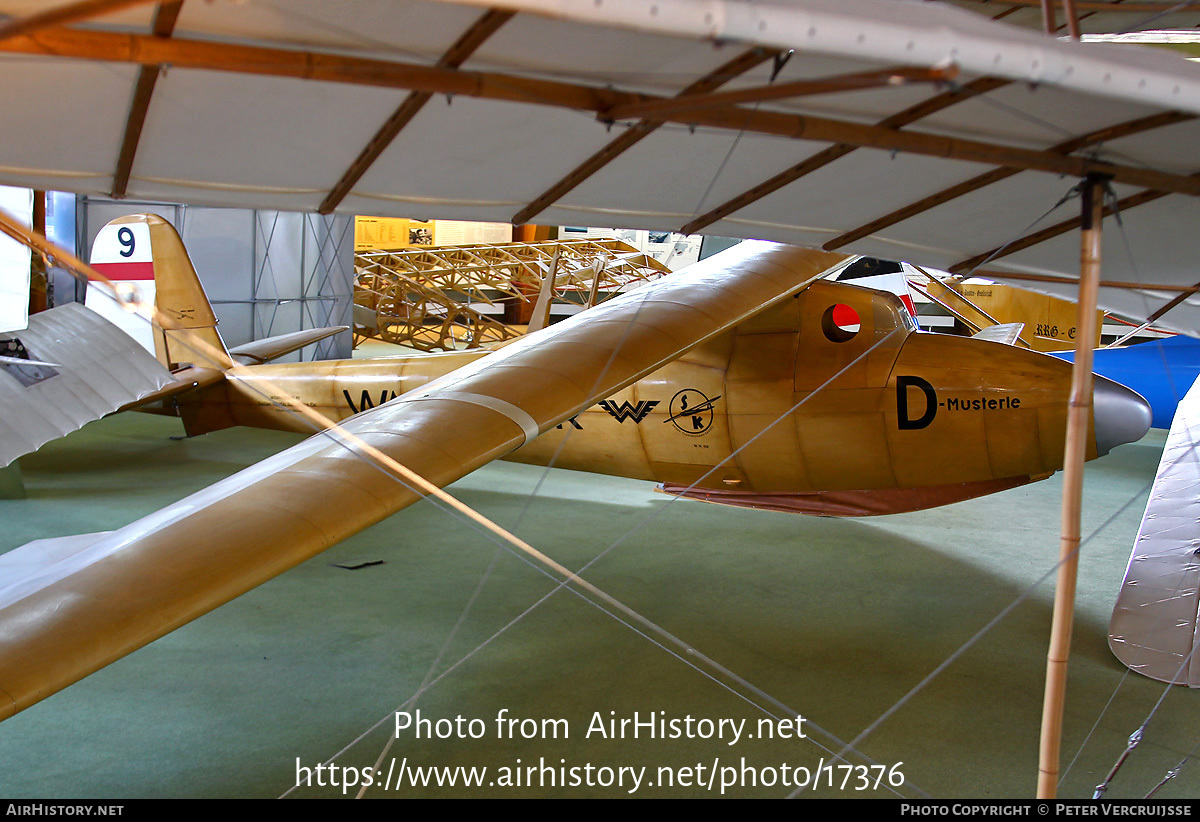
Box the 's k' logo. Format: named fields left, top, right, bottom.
left=599, top=399, right=659, bottom=424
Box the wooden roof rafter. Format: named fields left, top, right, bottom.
left=0, top=0, right=156, bottom=41
left=318, top=7, right=515, bottom=215
left=677, top=76, right=1012, bottom=235
left=823, top=108, right=1195, bottom=251
left=510, top=45, right=777, bottom=225
left=6, top=27, right=1200, bottom=205
left=111, top=0, right=183, bottom=199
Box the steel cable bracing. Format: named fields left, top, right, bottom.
left=1093, top=639, right=1200, bottom=798
left=962, top=182, right=1085, bottom=280
left=342, top=97, right=892, bottom=795
left=56, top=233, right=921, bottom=800
left=296, top=325, right=928, bottom=799
left=787, top=475, right=1154, bottom=798
left=1145, top=739, right=1200, bottom=798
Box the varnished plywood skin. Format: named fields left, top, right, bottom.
left=187, top=278, right=1082, bottom=499
left=0, top=241, right=847, bottom=719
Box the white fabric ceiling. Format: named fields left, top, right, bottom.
left=2, top=0, right=1200, bottom=330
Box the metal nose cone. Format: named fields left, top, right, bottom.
left=1093, top=375, right=1152, bottom=456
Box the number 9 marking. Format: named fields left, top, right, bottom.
left=117, top=226, right=135, bottom=258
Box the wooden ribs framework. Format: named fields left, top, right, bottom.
left=353, top=239, right=670, bottom=351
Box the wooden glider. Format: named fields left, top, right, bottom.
left=0, top=236, right=845, bottom=719
left=0, top=212, right=1156, bottom=720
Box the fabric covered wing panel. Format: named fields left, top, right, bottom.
left=1109, top=371, right=1200, bottom=687
left=0, top=303, right=176, bottom=467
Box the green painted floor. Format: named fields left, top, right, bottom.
left=0, top=413, right=1195, bottom=799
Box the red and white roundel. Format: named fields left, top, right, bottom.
left=831, top=303, right=861, bottom=334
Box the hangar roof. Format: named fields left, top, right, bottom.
left=2, top=0, right=1200, bottom=330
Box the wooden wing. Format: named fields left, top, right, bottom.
left=0, top=241, right=845, bottom=718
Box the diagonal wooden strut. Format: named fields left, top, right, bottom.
left=824, top=110, right=1193, bottom=251
left=318, top=8, right=514, bottom=215
left=677, top=77, right=1011, bottom=236
left=511, top=46, right=776, bottom=226
left=111, top=0, right=183, bottom=199
left=0, top=0, right=156, bottom=41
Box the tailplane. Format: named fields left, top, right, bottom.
left=87, top=214, right=232, bottom=371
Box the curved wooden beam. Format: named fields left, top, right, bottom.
left=5, top=29, right=1199, bottom=200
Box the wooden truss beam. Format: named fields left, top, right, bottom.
left=600, top=66, right=955, bottom=123
left=511, top=46, right=776, bottom=226
left=111, top=0, right=183, bottom=199
left=318, top=8, right=514, bottom=215
left=678, top=77, right=1011, bottom=235
left=6, top=29, right=1200, bottom=199
left=823, top=109, right=1194, bottom=251
left=0, top=0, right=156, bottom=41
left=949, top=187, right=1170, bottom=274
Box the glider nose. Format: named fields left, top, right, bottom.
left=1093, top=375, right=1152, bottom=456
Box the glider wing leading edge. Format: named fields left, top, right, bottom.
left=0, top=240, right=847, bottom=720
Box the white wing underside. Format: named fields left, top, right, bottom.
left=0, top=304, right=175, bottom=468
left=1109, top=372, right=1200, bottom=687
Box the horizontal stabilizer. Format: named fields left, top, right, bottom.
left=229, top=327, right=347, bottom=364
left=352, top=305, right=378, bottom=330
left=0, top=304, right=176, bottom=468
left=114, top=366, right=226, bottom=413
left=971, top=323, right=1025, bottom=346
left=1109, top=370, right=1200, bottom=687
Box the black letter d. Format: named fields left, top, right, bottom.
left=896, top=376, right=937, bottom=430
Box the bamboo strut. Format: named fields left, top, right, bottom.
left=1036, top=175, right=1105, bottom=799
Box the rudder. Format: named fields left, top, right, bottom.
left=87, top=214, right=232, bottom=370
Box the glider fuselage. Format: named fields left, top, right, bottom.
left=175, top=280, right=1105, bottom=515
